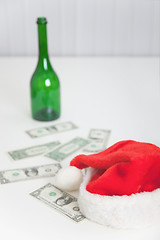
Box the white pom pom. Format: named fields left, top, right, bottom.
left=55, top=166, right=83, bottom=192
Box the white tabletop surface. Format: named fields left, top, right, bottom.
left=0, top=56, right=160, bottom=240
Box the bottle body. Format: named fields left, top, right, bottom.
left=30, top=17, right=60, bottom=121
left=30, top=61, right=60, bottom=121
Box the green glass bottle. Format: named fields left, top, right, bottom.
left=30, top=17, right=60, bottom=121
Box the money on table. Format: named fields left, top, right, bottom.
left=83, top=129, right=111, bottom=153
left=25, top=121, right=78, bottom=138
left=45, top=137, right=90, bottom=162
left=30, top=183, right=85, bottom=223
left=0, top=163, right=61, bottom=184
left=8, top=141, right=61, bottom=161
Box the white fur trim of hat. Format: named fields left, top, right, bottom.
left=78, top=168, right=160, bottom=229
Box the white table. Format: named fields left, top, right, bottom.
left=0, top=57, right=160, bottom=240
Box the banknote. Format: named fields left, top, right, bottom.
left=0, top=163, right=61, bottom=184
left=45, top=137, right=90, bottom=162
left=8, top=141, right=61, bottom=161
left=25, top=121, right=78, bottom=138
left=30, top=183, right=85, bottom=222
left=83, top=129, right=111, bottom=153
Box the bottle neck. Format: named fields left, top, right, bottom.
left=38, top=23, right=49, bottom=60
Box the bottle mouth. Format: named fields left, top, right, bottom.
left=37, top=17, right=47, bottom=24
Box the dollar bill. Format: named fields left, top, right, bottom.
left=30, top=183, right=85, bottom=222
left=0, top=163, right=61, bottom=184
left=83, top=129, right=111, bottom=153
left=8, top=141, right=61, bottom=161
left=45, top=137, right=90, bottom=162
left=25, top=121, right=78, bottom=138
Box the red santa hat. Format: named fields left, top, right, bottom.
left=55, top=140, right=160, bottom=229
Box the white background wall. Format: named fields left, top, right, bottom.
left=0, top=0, right=159, bottom=56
